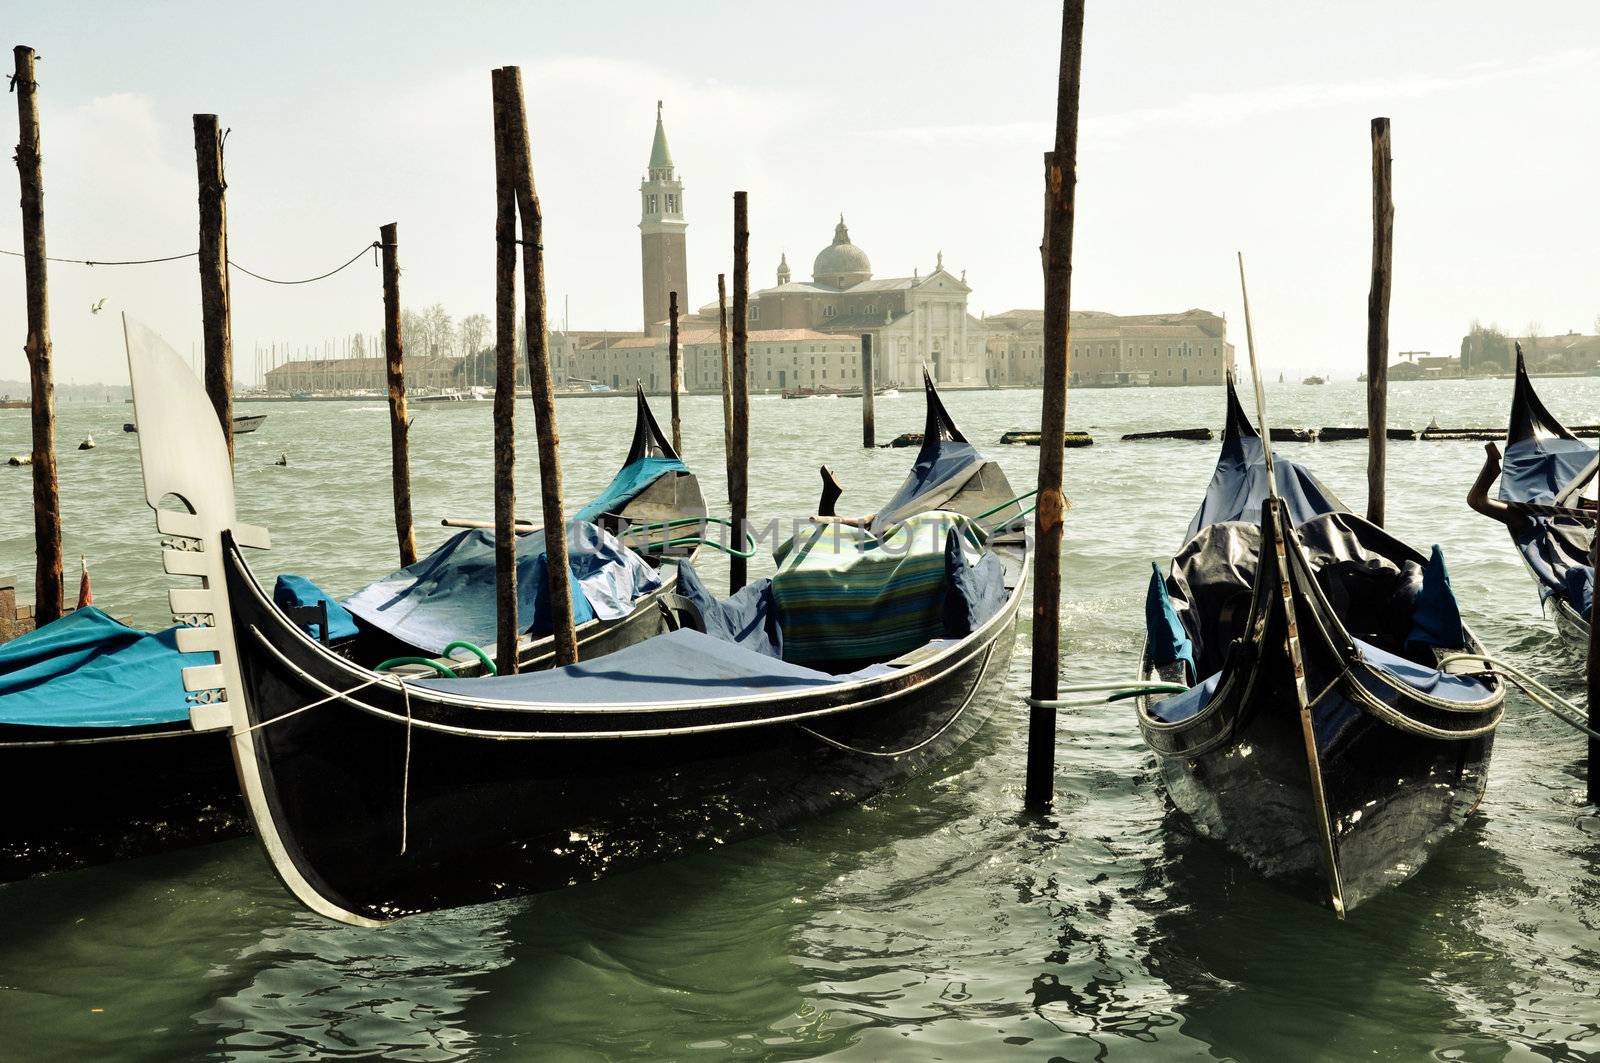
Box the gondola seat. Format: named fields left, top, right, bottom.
left=771, top=511, right=1004, bottom=669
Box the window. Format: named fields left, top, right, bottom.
left=646, top=193, right=658, bottom=214
left=824, top=305, right=836, bottom=319
left=749, top=305, right=760, bottom=321
left=665, top=193, right=678, bottom=214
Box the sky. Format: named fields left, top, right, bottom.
left=1, top=0, right=1597, bottom=385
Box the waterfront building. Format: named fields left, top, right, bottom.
left=981, top=308, right=1234, bottom=387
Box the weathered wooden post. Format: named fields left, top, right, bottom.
left=1366, top=116, right=1393, bottom=527
left=668, top=289, right=683, bottom=453
left=12, top=45, right=62, bottom=625
left=193, top=113, right=234, bottom=463
left=860, top=333, right=876, bottom=448
left=380, top=222, right=417, bottom=567
left=730, top=193, right=751, bottom=593
left=502, top=65, right=578, bottom=666
left=1025, top=0, right=1085, bottom=812
left=489, top=68, right=521, bottom=672
left=718, top=273, right=733, bottom=459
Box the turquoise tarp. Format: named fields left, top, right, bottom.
left=0, top=607, right=206, bottom=729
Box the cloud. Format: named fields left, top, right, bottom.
left=854, top=47, right=1600, bottom=148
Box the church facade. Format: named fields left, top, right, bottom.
left=556, top=102, right=1232, bottom=394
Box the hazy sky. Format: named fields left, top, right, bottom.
left=2, top=1, right=1596, bottom=385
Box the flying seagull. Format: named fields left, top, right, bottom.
left=90, top=298, right=107, bottom=314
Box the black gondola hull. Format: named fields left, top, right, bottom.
left=1139, top=499, right=1502, bottom=912
left=226, top=536, right=1024, bottom=922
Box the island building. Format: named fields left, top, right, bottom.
left=266, top=103, right=1233, bottom=396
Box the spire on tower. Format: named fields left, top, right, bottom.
left=777, top=252, right=791, bottom=286
left=649, top=100, right=674, bottom=176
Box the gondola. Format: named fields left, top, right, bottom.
left=0, top=341, right=702, bottom=884
left=1481, top=350, right=1594, bottom=653
left=127, top=317, right=1032, bottom=925
left=1135, top=377, right=1505, bottom=915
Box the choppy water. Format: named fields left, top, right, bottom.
left=1, top=379, right=1597, bottom=1061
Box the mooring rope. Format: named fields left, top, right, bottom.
left=233, top=673, right=386, bottom=735
left=1439, top=653, right=1600, bottom=741
left=1, top=240, right=381, bottom=285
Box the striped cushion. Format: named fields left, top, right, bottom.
left=773, top=512, right=981, bottom=666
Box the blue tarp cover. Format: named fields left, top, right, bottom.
left=342, top=521, right=660, bottom=655
left=574, top=456, right=688, bottom=524
left=1186, top=436, right=1346, bottom=538
left=0, top=607, right=206, bottom=729
left=273, top=574, right=359, bottom=641
left=1145, top=670, right=1221, bottom=725
left=1500, top=434, right=1595, bottom=618
left=413, top=627, right=846, bottom=704
left=1405, top=545, right=1466, bottom=650
left=336, top=457, right=682, bottom=654
left=1499, top=435, right=1594, bottom=506
left=1353, top=637, right=1494, bottom=704
left=1145, top=561, right=1195, bottom=679
left=674, top=561, right=784, bottom=658
left=873, top=440, right=982, bottom=533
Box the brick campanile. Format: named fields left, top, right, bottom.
left=639, top=100, right=688, bottom=336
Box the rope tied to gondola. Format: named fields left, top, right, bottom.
left=1439, top=653, right=1600, bottom=741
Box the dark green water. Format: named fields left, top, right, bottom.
left=1, top=380, right=1596, bottom=1061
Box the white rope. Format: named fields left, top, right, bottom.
left=400, top=678, right=414, bottom=855
left=1439, top=653, right=1600, bottom=741
left=232, top=674, right=385, bottom=735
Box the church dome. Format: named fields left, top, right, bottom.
left=812, top=216, right=872, bottom=288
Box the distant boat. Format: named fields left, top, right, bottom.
left=124, top=413, right=267, bottom=435
left=419, top=386, right=492, bottom=404
left=0, top=396, right=27, bottom=410
left=1303, top=375, right=1326, bottom=385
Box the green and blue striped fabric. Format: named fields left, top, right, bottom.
left=773, top=512, right=984, bottom=666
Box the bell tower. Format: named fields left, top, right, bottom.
left=640, top=101, right=687, bottom=335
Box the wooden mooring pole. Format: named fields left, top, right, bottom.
left=1025, top=0, right=1085, bottom=812
left=1366, top=117, right=1393, bottom=527
left=193, top=113, right=234, bottom=463
left=503, top=65, right=578, bottom=666
left=729, top=193, right=751, bottom=594
left=380, top=223, right=417, bottom=567
left=668, top=290, right=682, bottom=453
left=12, top=45, right=62, bottom=625
left=861, top=333, right=876, bottom=448
left=718, top=273, right=733, bottom=460
left=489, top=69, right=521, bottom=672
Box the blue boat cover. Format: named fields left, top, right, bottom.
left=413, top=627, right=847, bottom=704
left=1145, top=670, right=1221, bottom=724
left=1145, top=561, right=1195, bottom=680
left=342, top=521, right=661, bottom=655
left=1405, top=545, right=1466, bottom=650
left=273, top=574, right=359, bottom=641
left=333, top=456, right=683, bottom=654
left=943, top=527, right=1008, bottom=636
left=0, top=607, right=207, bottom=729
left=1499, top=435, right=1593, bottom=506
left=1186, top=434, right=1347, bottom=538
left=1500, top=391, right=1595, bottom=618
left=1352, top=637, right=1494, bottom=704
left=673, top=561, right=783, bottom=658
left=574, top=455, right=689, bottom=525
left=873, top=440, right=982, bottom=533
